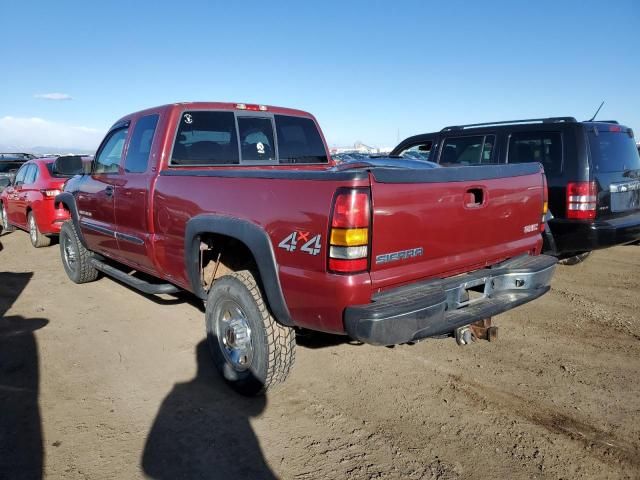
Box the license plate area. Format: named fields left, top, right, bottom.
left=447, top=276, right=490, bottom=309
left=610, top=181, right=640, bottom=213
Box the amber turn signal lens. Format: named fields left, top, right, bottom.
left=330, top=228, right=368, bottom=246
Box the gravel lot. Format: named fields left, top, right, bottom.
left=1, top=230, right=639, bottom=479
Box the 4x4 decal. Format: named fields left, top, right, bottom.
left=278, top=231, right=322, bottom=256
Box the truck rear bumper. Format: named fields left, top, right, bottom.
left=344, top=255, right=557, bottom=346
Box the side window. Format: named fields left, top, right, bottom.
left=398, top=141, right=433, bottom=161
left=24, top=164, right=38, bottom=184
left=125, top=114, right=159, bottom=173
left=171, top=111, right=239, bottom=165
left=14, top=164, right=29, bottom=185
left=238, top=117, right=276, bottom=162
left=94, top=128, right=128, bottom=174
left=508, top=132, right=562, bottom=175
left=440, top=136, right=484, bottom=165
left=275, top=115, right=328, bottom=164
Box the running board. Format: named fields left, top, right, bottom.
left=90, top=259, right=180, bottom=295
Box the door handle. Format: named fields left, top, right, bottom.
left=105, top=186, right=114, bottom=197
left=465, top=188, right=485, bottom=207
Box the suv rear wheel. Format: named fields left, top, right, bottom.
left=205, top=270, right=296, bottom=396
left=59, top=221, right=99, bottom=283
left=28, top=212, right=51, bottom=248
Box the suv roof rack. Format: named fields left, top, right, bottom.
left=440, top=117, right=577, bottom=132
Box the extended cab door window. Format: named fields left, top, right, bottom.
left=124, top=114, right=159, bottom=173
left=171, top=111, right=239, bottom=165
left=94, top=127, right=129, bottom=174
left=508, top=132, right=562, bottom=175
left=237, top=117, right=276, bottom=162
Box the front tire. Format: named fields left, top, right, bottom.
left=1, top=202, right=14, bottom=233
left=28, top=212, right=51, bottom=248
left=59, top=221, right=99, bottom=283
left=205, top=270, right=296, bottom=396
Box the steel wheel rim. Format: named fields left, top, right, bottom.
left=62, top=233, right=78, bottom=271
left=215, top=299, right=254, bottom=371
left=29, top=216, right=37, bottom=243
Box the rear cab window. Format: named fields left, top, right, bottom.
left=588, top=127, right=640, bottom=173
left=508, top=132, right=562, bottom=175
left=170, top=110, right=328, bottom=166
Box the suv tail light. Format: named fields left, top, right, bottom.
left=566, top=181, right=597, bottom=219
left=328, top=188, right=371, bottom=273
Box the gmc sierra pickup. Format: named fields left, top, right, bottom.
left=55, top=102, right=556, bottom=395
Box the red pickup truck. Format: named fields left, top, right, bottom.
left=55, top=102, right=556, bottom=395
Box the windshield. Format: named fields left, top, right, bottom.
left=0, top=162, right=24, bottom=173
left=589, top=130, right=640, bottom=173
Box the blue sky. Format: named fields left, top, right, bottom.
left=1, top=0, right=639, bottom=151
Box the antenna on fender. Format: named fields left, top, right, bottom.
left=587, top=101, right=605, bottom=122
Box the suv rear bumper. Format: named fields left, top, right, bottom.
left=549, top=211, right=640, bottom=255
left=344, top=255, right=557, bottom=346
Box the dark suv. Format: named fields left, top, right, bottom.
left=391, top=117, right=640, bottom=263
left=0, top=153, right=35, bottom=192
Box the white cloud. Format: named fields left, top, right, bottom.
left=0, top=116, right=103, bottom=151
left=34, top=92, right=73, bottom=101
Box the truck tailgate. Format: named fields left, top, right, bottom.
left=368, top=163, right=545, bottom=290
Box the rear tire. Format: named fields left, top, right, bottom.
left=1, top=202, right=14, bottom=233
left=558, top=252, right=591, bottom=266
left=59, top=221, right=99, bottom=283
left=28, top=212, right=51, bottom=248
left=205, top=270, right=296, bottom=396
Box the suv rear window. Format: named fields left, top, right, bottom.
left=0, top=162, right=24, bottom=173
left=508, top=132, right=562, bottom=175
left=588, top=130, right=640, bottom=173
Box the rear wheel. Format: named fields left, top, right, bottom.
left=59, top=221, right=98, bottom=283
left=559, top=252, right=591, bottom=266
left=1, top=202, right=14, bottom=233
left=205, top=270, right=296, bottom=396
left=28, top=212, right=51, bottom=248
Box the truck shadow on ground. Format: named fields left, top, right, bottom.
left=0, top=271, right=48, bottom=480
left=142, top=340, right=276, bottom=479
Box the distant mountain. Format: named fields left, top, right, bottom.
left=0, top=144, right=95, bottom=155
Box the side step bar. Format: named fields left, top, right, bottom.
left=90, top=258, right=180, bottom=295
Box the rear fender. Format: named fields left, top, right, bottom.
left=184, top=214, right=294, bottom=326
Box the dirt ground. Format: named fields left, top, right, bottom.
left=1, top=230, right=639, bottom=480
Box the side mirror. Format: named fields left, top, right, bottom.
left=53, top=155, right=84, bottom=176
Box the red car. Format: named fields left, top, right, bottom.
left=0, top=156, right=81, bottom=247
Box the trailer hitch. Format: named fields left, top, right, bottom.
left=455, top=318, right=498, bottom=346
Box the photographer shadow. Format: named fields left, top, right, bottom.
left=142, top=340, right=276, bottom=479
left=0, top=272, right=48, bottom=480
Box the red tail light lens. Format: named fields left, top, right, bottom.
left=566, top=181, right=597, bottom=219
left=331, top=191, right=370, bottom=228
left=328, top=189, right=371, bottom=274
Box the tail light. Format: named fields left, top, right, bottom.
left=566, top=181, right=597, bottom=219
left=236, top=103, right=268, bottom=111
left=41, top=189, right=61, bottom=198
left=328, top=188, right=371, bottom=273
left=540, top=173, right=548, bottom=232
